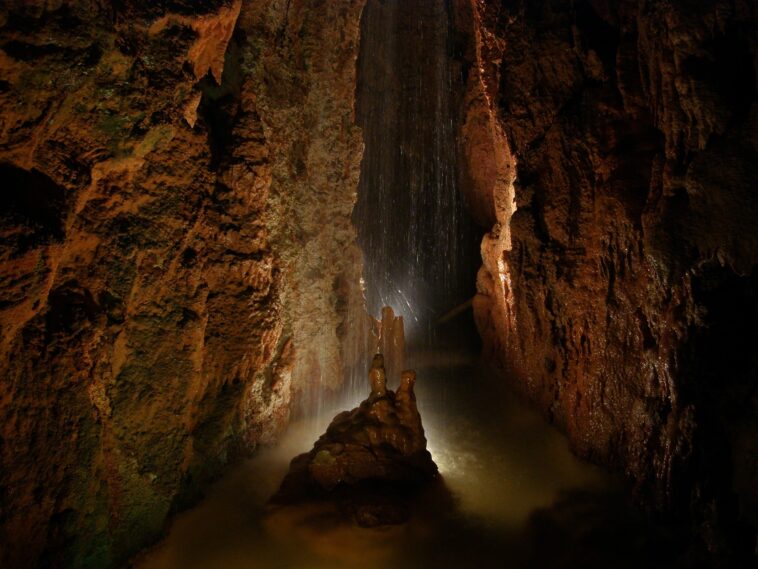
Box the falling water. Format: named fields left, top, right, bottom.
left=352, top=0, right=481, bottom=359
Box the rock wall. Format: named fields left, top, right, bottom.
left=239, top=0, right=368, bottom=409
left=0, top=0, right=365, bottom=567
left=457, top=0, right=758, bottom=559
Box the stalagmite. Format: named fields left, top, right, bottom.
left=379, top=306, right=405, bottom=383
left=369, top=353, right=387, bottom=397
left=271, top=354, right=437, bottom=526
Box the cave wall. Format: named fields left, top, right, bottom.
left=457, top=0, right=758, bottom=558
left=457, top=0, right=758, bottom=555
left=0, top=0, right=365, bottom=567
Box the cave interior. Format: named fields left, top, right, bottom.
left=0, top=0, right=756, bottom=568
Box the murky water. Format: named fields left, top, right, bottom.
left=132, top=352, right=690, bottom=569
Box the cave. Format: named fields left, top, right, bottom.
left=0, top=1, right=756, bottom=568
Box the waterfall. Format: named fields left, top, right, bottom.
left=353, top=0, right=480, bottom=361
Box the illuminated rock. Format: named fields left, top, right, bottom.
left=272, top=356, right=437, bottom=526
left=456, top=0, right=758, bottom=556
left=379, top=306, right=405, bottom=382
left=0, top=0, right=367, bottom=566
left=369, top=353, right=387, bottom=397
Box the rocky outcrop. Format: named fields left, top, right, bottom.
left=0, top=0, right=366, bottom=567
left=272, top=355, right=437, bottom=527
left=457, top=0, right=758, bottom=559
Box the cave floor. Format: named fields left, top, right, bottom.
left=131, top=352, right=695, bottom=569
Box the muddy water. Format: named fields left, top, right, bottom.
left=131, top=355, right=688, bottom=569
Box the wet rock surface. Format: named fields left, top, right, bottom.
left=272, top=355, right=438, bottom=527
left=0, top=1, right=366, bottom=567
left=454, top=0, right=758, bottom=561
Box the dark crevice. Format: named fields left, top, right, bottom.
left=197, top=34, right=244, bottom=171
left=0, top=164, right=69, bottom=253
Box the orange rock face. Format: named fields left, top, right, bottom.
left=0, top=0, right=366, bottom=566
left=456, top=0, right=758, bottom=558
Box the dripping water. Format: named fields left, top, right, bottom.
left=353, top=0, right=481, bottom=347
left=344, top=0, right=482, bottom=410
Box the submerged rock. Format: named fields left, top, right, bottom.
left=271, top=354, right=438, bottom=526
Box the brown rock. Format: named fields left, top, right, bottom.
left=379, top=306, right=406, bottom=383
left=272, top=357, right=438, bottom=527
left=0, top=0, right=367, bottom=567
left=454, top=0, right=758, bottom=559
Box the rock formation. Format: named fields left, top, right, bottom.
left=272, top=355, right=438, bottom=527
left=0, top=1, right=366, bottom=567
left=379, top=305, right=405, bottom=383
left=454, top=0, right=758, bottom=560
